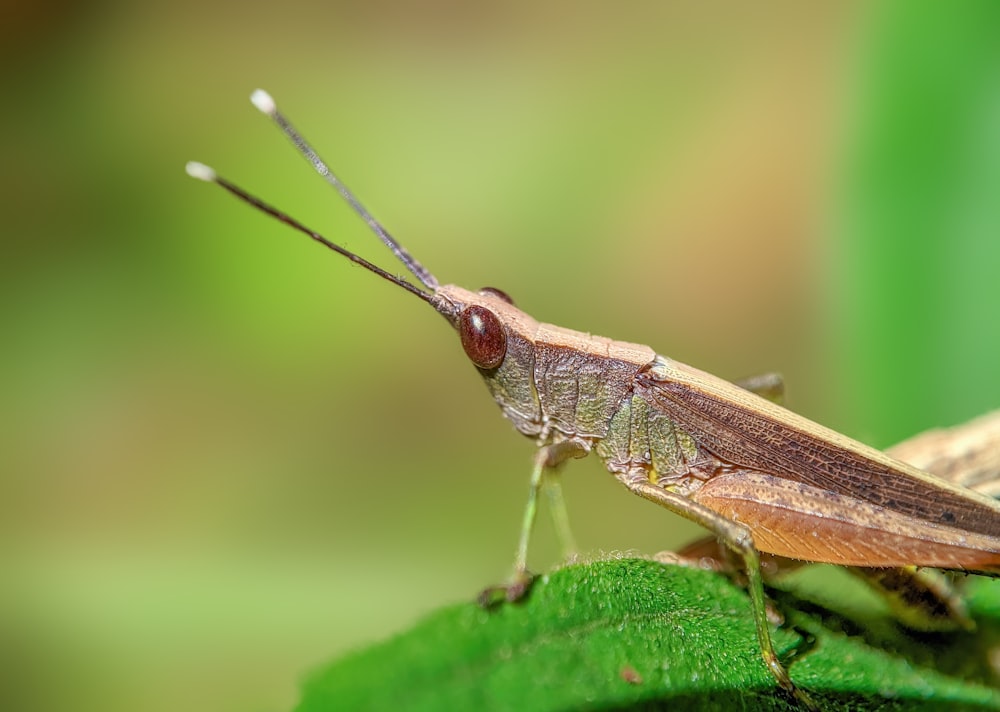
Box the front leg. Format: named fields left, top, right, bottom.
left=479, top=437, right=589, bottom=605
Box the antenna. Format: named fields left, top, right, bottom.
left=249, top=89, right=439, bottom=291
left=185, top=161, right=434, bottom=305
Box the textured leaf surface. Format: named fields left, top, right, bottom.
left=294, top=559, right=1000, bottom=711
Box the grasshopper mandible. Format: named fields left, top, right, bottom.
left=187, top=90, right=1000, bottom=706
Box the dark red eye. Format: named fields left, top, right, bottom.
left=478, top=287, right=515, bottom=306
left=459, top=305, right=507, bottom=369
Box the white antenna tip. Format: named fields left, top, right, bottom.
left=185, top=161, right=217, bottom=182
left=250, top=89, right=276, bottom=115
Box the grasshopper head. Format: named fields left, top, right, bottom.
left=432, top=284, right=543, bottom=437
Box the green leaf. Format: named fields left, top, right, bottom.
left=293, top=559, right=1000, bottom=711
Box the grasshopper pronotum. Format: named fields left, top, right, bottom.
left=188, top=90, right=1000, bottom=707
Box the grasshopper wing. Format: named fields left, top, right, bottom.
left=636, top=357, right=1000, bottom=572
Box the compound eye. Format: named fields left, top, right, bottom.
left=459, top=305, right=507, bottom=369
left=478, top=287, right=515, bottom=306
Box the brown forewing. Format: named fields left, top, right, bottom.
left=635, top=364, right=1000, bottom=541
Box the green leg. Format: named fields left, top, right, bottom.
left=479, top=439, right=588, bottom=606
left=617, top=471, right=816, bottom=710
left=513, top=438, right=588, bottom=576
left=512, top=448, right=548, bottom=579
left=475, top=449, right=552, bottom=606
left=543, top=474, right=579, bottom=562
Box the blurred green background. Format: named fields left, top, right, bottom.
left=2, top=1, right=999, bottom=710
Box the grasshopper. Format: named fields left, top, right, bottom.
left=187, top=90, right=1000, bottom=706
